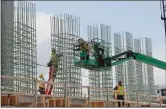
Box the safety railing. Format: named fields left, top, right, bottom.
left=1, top=75, right=166, bottom=107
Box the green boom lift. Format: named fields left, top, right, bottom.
left=74, top=38, right=166, bottom=71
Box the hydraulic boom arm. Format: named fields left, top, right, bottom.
left=111, top=50, right=166, bottom=70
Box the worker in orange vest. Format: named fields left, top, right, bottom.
left=38, top=74, right=45, bottom=94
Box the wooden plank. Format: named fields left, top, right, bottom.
left=91, top=101, right=105, bottom=107
left=56, top=99, right=64, bottom=107
left=37, top=103, right=45, bottom=107
left=91, top=102, right=97, bottom=107
left=70, top=104, right=84, bottom=107
left=1, top=96, right=8, bottom=106
left=2, top=95, right=37, bottom=107
left=18, top=102, right=33, bottom=107
left=48, top=99, right=54, bottom=107
left=98, top=101, right=104, bottom=107
left=9, top=95, right=18, bottom=106
left=51, top=98, right=69, bottom=107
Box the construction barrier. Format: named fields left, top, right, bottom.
left=1, top=75, right=166, bottom=107
left=37, top=103, right=45, bottom=107
left=1, top=96, right=8, bottom=106
left=9, top=95, right=18, bottom=106
left=1, top=94, right=36, bottom=107
left=90, top=101, right=105, bottom=107
left=47, top=98, right=69, bottom=107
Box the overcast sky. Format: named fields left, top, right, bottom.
left=34, top=1, right=166, bottom=86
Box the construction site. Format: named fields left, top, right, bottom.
left=1, top=1, right=166, bottom=108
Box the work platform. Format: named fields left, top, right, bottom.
left=74, top=59, right=111, bottom=71
left=74, top=50, right=166, bottom=71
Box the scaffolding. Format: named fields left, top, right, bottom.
left=88, top=24, right=113, bottom=99
left=88, top=24, right=101, bottom=99
left=1, top=1, right=37, bottom=93
left=50, top=14, right=82, bottom=97
left=100, top=24, right=112, bottom=99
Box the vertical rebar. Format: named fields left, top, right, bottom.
left=88, top=86, right=91, bottom=107
left=1, top=0, right=14, bottom=92
left=149, top=94, right=151, bottom=106
left=5, top=1, right=36, bottom=93
left=50, top=14, right=82, bottom=97
left=34, top=78, right=38, bottom=107
left=106, top=88, right=109, bottom=107
left=88, top=24, right=112, bottom=99
left=64, top=83, right=68, bottom=107
left=136, top=93, right=140, bottom=107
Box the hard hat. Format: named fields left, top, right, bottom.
left=78, top=38, right=84, bottom=43
left=39, top=74, right=43, bottom=78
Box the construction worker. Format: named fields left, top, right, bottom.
left=38, top=74, right=45, bottom=94
left=94, top=42, right=104, bottom=56
left=47, top=48, right=62, bottom=79
left=116, top=81, right=125, bottom=107
left=74, top=38, right=90, bottom=60
left=93, top=42, right=105, bottom=66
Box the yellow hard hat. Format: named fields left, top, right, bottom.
left=39, top=74, right=43, bottom=78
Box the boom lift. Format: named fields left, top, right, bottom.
left=74, top=38, right=166, bottom=71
